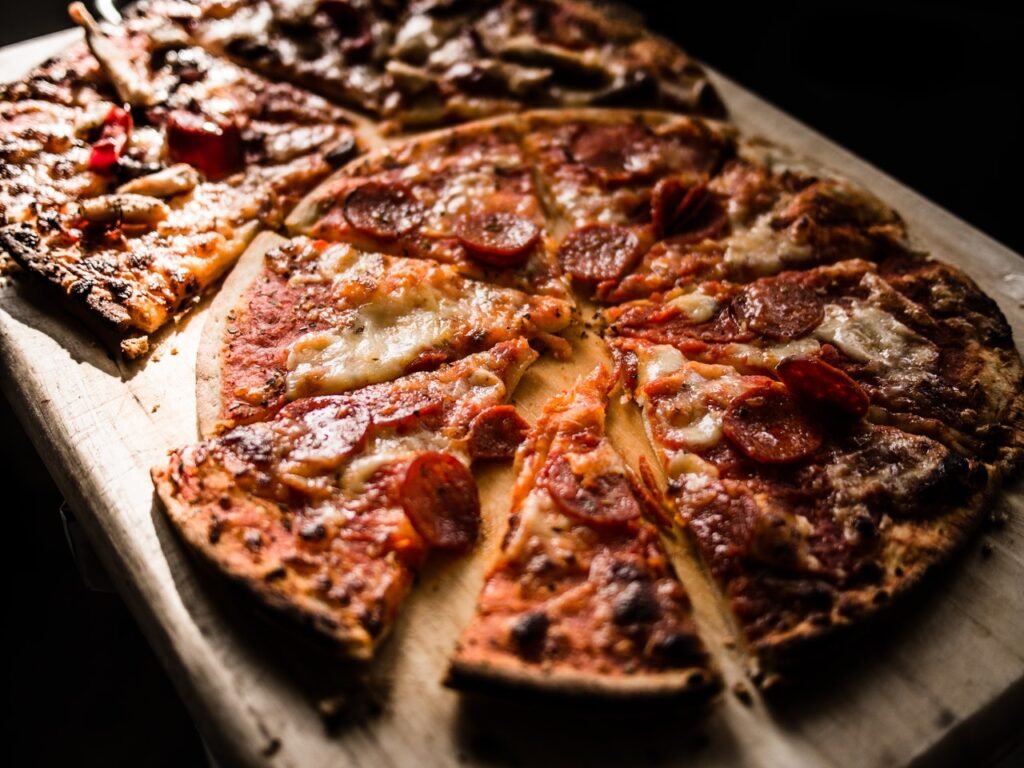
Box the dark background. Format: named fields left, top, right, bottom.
left=2, top=2, right=1022, bottom=766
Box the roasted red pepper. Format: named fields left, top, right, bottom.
left=88, top=105, right=133, bottom=174
left=166, top=109, right=244, bottom=180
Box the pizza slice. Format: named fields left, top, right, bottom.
left=153, top=338, right=537, bottom=659
left=0, top=6, right=362, bottom=356
left=144, top=0, right=722, bottom=129
left=447, top=365, right=717, bottom=697
left=607, top=258, right=1024, bottom=465
left=613, top=337, right=996, bottom=672
left=198, top=233, right=574, bottom=435
left=286, top=116, right=570, bottom=299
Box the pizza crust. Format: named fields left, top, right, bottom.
left=445, top=654, right=717, bottom=700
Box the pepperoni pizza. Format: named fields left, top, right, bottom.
left=2, top=1, right=1022, bottom=705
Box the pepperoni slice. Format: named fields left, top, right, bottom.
left=455, top=212, right=540, bottom=267
left=557, top=224, right=643, bottom=283
left=651, top=177, right=730, bottom=243
left=722, top=383, right=823, bottom=464
left=400, top=452, right=481, bottom=552
left=166, top=109, right=244, bottom=180
left=541, top=455, right=641, bottom=526
left=343, top=181, right=423, bottom=240
left=346, top=386, right=444, bottom=430
left=569, top=123, right=659, bottom=185
left=88, top=105, right=132, bottom=174
left=776, top=356, right=870, bottom=417
left=467, top=405, right=530, bottom=461
left=651, top=177, right=702, bottom=237
left=730, top=280, right=824, bottom=340
left=284, top=403, right=371, bottom=474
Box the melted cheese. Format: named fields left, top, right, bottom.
left=341, top=432, right=455, bottom=493
left=717, top=337, right=821, bottom=371
left=637, top=344, right=685, bottom=386
left=667, top=290, right=719, bottom=323
left=637, top=351, right=749, bottom=458
left=814, top=303, right=938, bottom=372
left=283, top=250, right=535, bottom=399
left=502, top=490, right=576, bottom=564
left=722, top=213, right=813, bottom=277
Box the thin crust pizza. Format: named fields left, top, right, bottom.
left=2, top=0, right=1022, bottom=705
left=196, top=232, right=573, bottom=435
left=447, top=365, right=716, bottom=697
left=142, top=0, right=723, bottom=129
left=0, top=5, right=362, bottom=356
left=154, top=338, right=537, bottom=658
left=614, top=340, right=997, bottom=666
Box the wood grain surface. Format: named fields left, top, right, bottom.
left=2, top=29, right=1023, bottom=768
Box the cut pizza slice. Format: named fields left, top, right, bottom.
left=614, top=337, right=995, bottom=672
left=153, top=338, right=537, bottom=660
left=144, top=0, right=723, bottom=129
left=0, top=6, right=363, bottom=357
left=286, top=116, right=570, bottom=300
left=198, top=233, right=574, bottom=435
left=447, top=365, right=717, bottom=697
left=607, top=258, right=1024, bottom=466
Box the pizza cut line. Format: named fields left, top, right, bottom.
left=2, top=2, right=1023, bottom=706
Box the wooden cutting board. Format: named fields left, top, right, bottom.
left=2, top=29, right=1023, bottom=768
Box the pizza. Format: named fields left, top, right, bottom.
left=285, top=116, right=571, bottom=299
left=0, top=5, right=362, bottom=356
left=153, top=338, right=537, bottom=657
left=3, top=0, right=1023, bottom=708
left=196, top=231, right=573, bottom=434
left=447, top=365, right=716, bottom=697
left=141, top=0, right=723, bottom=129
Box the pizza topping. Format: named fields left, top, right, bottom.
left=78, top=194, right=169, bottom=226
left=455, top=212, right=540, bottom=267
left=814, top=302, right=938, bottom=372
left=281, top=247, right=567, bottom=399
left=541, top=455, right=641, bottom=526
left=400, top=452, right=481, bottom=552
left=722, top=383, right=823, bottom=463
left=88, top=105, right=132, bottom=174
left=651, top=177, right=729, bottom=243
left=467, top=405, right=530, bottom=461
left=343, top=181, right=424, bottom=240
left=776, top=356, right=870, bottom=417
left=730, top=280, right=824, bottom=340
left=557, top=224, right=642, bottom=283
left=166, top=110, right=244, bottom=180
left=116, top=163, right=199, bottom=198
left=569, top=123, right=658, bottom=184
left=70, top=3, right=162, bottom=108
left=279, top=401, right=372, bottom=475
